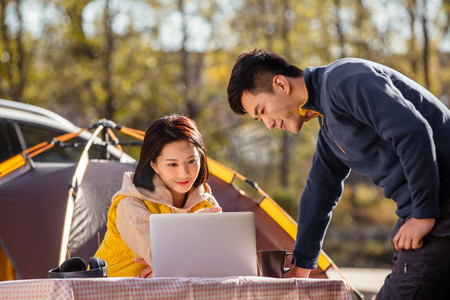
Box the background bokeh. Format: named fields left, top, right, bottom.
left=1, top=0, right=449, bottom=268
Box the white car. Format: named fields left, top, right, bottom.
left=0, top=98, right=135, bottom=165
left=0, top=98, right=138, bottom=279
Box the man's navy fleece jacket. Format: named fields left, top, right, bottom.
left=294, top=57, right=450, bottom=269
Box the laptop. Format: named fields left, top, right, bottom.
left=150, top=211, right=258, bottom=278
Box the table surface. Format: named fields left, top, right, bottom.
left=0, top=276, right=351, bottom=300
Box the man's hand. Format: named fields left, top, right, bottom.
left=283, top=266, right=311, bottom=278
left=135, top=258, right=153, bottom=278
left=393, top=217, right=435, bottom=252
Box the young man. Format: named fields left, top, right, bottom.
left=227, top=49, right=450, bottom=299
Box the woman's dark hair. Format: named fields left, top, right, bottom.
left=133, top=114, right=209, bottom=191
left=227, top=49, right=304, bottom=115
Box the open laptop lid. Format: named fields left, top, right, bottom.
left=150, top=212, right=257, bottom=278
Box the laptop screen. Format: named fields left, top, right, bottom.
left=150, top=212, right=258, bottom=277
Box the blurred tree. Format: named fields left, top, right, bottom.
left=0, top=0, right=448, bottom=268
left=420, top=0, right=430, bottom=88
left=64, top=0, right=94, bottom=58
left=333, top=0, right=346, bottom=58
left=103, top=0, right=115, bottom=120
left=405, top=0, right=420, bottom=74
left=0, top=0, right=27, bottom=101
left=176, top=0, right=214, bottom=120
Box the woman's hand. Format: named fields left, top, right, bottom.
left=135, top=258, right=153, bottom=278
left=195, top=207, right=223, bottom=213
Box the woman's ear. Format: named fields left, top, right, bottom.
left=150, top=161, right=158, bottom=174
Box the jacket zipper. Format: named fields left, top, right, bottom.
left=304, top=107, right=344, bottom=153
left=334, top=139, right=346, bottom=154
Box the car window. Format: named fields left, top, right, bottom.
left=18, top=123, right=119, bottom=162
left=0, top=120, right=22, bottom=162
left=18, top=124, right=85, bottom=163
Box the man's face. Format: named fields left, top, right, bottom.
left=241, top=89, right=306, bottom=133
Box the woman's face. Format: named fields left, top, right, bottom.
left=151, top=140, right=201, bottom=197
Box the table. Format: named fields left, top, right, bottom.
left=0, top=276, right=352, bottom=299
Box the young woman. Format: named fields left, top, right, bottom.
left=94, top=114, right=221, bottom=277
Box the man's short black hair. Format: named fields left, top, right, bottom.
left=227, top=49, right=304, bottom=115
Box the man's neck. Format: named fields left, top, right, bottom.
left=287, top=76, right=308, bottom=107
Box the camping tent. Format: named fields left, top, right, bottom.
left=0, top=119, right=362, bottom=298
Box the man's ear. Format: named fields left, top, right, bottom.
left=273, top=75, right=290, bottom=94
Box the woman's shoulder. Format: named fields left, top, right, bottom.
left=116, top=196, right=149, bottom=213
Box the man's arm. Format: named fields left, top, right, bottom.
left=292, top=133, right=350, bottom=270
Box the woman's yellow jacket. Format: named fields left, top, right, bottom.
left=94, top=172, right=218, bottom=277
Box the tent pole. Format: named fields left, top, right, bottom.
left=58, top=125, right=104, bottom=265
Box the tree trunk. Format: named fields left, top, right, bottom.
left=334, top=0, right=346, bottom=58
left=406, top=0, right=419, bottom=74
left=12, top=0, right=25, bottom=101
left=421, top=0, right=430, bottom=89
left=0, top=0, right=26, bottom=101
left=178, top=0, right=192, bottom=119
left=0, top=0, right=12, bottom=98
left=103, top=0, right=115, bottom=120
left=64, top=0, right=93, bottom=58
